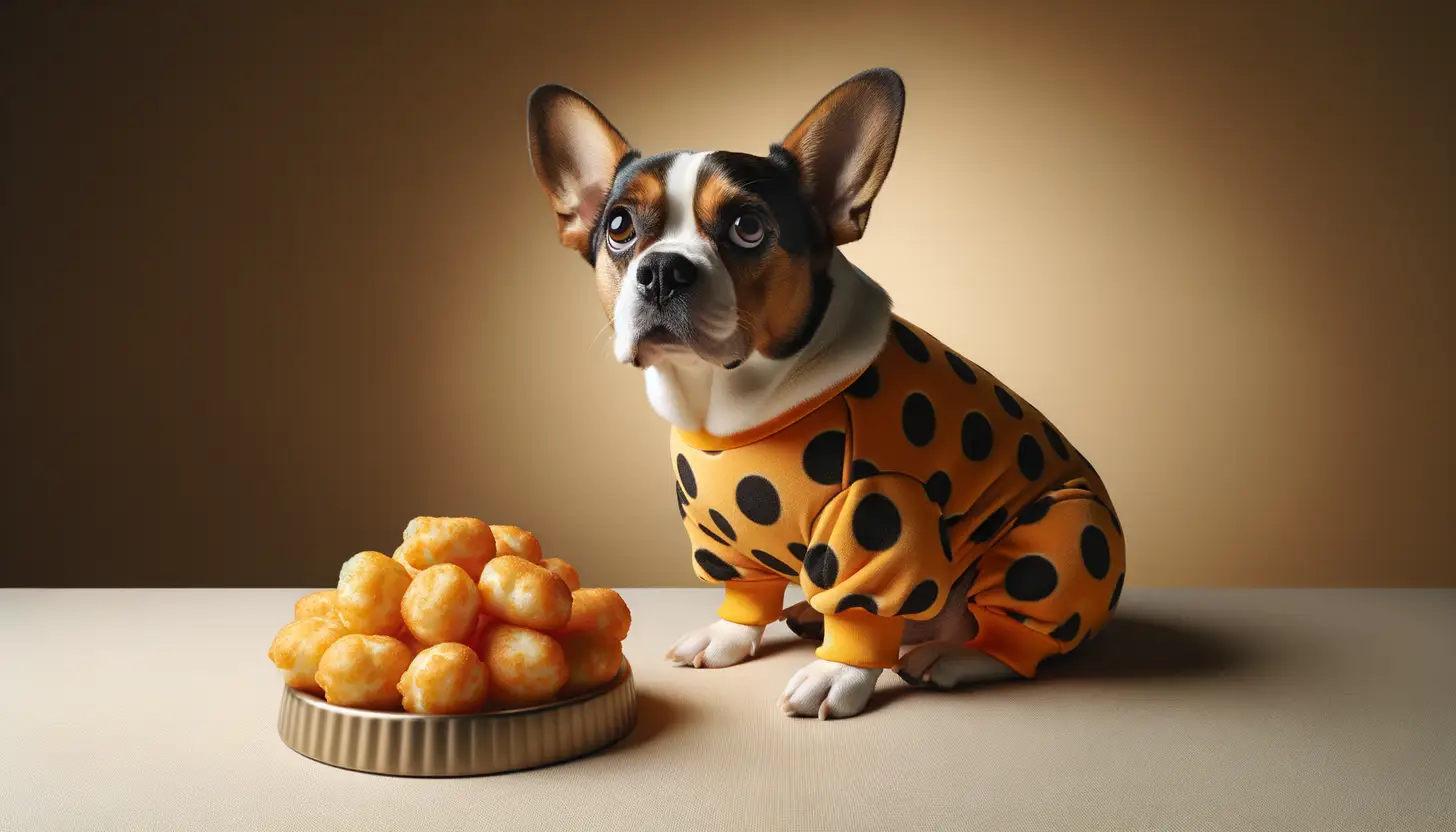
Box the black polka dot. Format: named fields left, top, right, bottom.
left=676, top=454, right=697, bottom=499
left=697, top=524, right=729, bottom=547
left=969, top=507, right=1008, bottom=544
left=960, top=412, right=994, bottom=461
left=1081, top=525, right=1110, bottom=579
left=901, top=393, right=936, bottom=447
left=694, top=549, right=739, bottom=581
left=845, top=364, right=879, bottom=398
left=787, top=542, right=807, bottom=561
left=1005, top=554, right=1058, bottom=602
left=850, top=459, right=879, bottom=482
left=1005, top=610, right=1029, bottom=623
left=1110, top=511, right=1123, bottom=536
left=1050, top=613, right=1081, bottom=642
left=804, top=544, right=839, bottom=589
left=939, top=516, right=953, bottom=561
left=1017, top=435, right=1045, bottom=480
left=945, top=351, right=977, bottom=384
left=802, top=430, right=846, bottom=486
left=1109, top=572, right=1124, bottom=611
left=852, top=493, right=902, bottom=551
left=923, top=471, right=952, bottom=507
left=751, top=549, right=797, bottom=577
left=735, top=475, right=781, bottom=526
left=944, top=512, right=967, bottom=526
left=709, top=509, right=737, bottom=542
left=1016, top=496, right=1054, bottom=526
left=1042, top=422, right=1069, bottom=460
left=835, top=594, right=878, bottom=615
left=897, top=580, right=939, bottom=616
left=891, top=320, right=929, bottom=362
left=676, top=483, right=688, bottom=518
left=994, top=386, right=1023, bottom=419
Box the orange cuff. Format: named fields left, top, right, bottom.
left=718, top=579, right=789, bottom=627
left=965, top=608, right=1055, bottom=679
left=816, top=611, right=906, bottom=669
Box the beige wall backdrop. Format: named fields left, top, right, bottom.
left=4, top=2, right=1452, bottom=589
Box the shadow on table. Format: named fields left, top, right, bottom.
left=599, top=690, right=695, bottom=756
left=1037, top=612, right=1251, bottom=681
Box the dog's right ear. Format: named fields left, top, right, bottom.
left=527, top=85, right=634, bottom=259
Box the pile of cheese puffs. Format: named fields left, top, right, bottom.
left=267, top=517, right=630, bottom=714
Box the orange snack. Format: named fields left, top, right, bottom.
left=559, top=633, right=623, bottom=696
left=268, top=617, right=348, bottom=693
left=479, top=623, right=568, bottom=707
left=334, top=551, right=412, bottom=635
left=394, top=516, right=496, bottom=581
left=476, top=555, right=572, bottom=631
left=401, top=563, right=481, bottom=646
left=392, top=550, right=420, bottom=578
left=539, top=557, right=581, bottom=592
left=294, top=589, right=339, bottom=622
left=398, top=643, right=490, bottom=714
left=314, top=634, right=413, bottom=710
left=554, top=588, right=631, bottom=642
left=490, top=525, right=543, bottom=564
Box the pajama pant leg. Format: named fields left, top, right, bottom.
left=683, top=518, right=792, bottom=628
left=965, top=486, right=1126, bottom=677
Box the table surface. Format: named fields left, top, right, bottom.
left=1, top=587, right=1452, bottom=831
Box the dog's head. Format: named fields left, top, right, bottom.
left=526, top=69, right=904, bottom=370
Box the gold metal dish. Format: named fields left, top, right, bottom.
left=277, top=659, right=637, bottom=776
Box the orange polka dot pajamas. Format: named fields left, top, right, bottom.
left=671, top=316, right=1126, bottom=677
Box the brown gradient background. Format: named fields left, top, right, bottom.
left=3, top=2, right=1452, bottom=589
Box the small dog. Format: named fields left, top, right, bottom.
left=526, top=68, right=1126, bottom=719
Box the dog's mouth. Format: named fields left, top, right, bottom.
left=625, top=324, right=748, bottom=370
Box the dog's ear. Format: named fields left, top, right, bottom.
left=527, top=84, right=633, bottom=258
left=778, top=68, right=905, bottom=246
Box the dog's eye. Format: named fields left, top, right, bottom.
left=727, top=213, right=765, bottom=249
left=606, top=207, right=635, bottom=248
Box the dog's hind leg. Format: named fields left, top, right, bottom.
left=781, top=600, right=824, bottom=642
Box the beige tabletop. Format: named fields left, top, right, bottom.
left=1, top=587, right=1452, bottom=831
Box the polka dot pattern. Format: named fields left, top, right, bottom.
left=897, top=579, right=939, bottom=616
left=735, top=475, right=781, bottom=526
left=787, top=542, right=807, bottom=562
left=846, top=364, right=879, bottom=398
left=923, top=471, right=951, bottom=508
left=852, top=493, right=902, bottom=551
left=1017, top=435, right=1045, bottom=480
left=969, top=507, right=1008, bottom=544
left=835, top=594, right=878, bottom=615
left=1051, top=612, right=1081, bottom=642
left=1016, top=496, right=1054, bottom=526
left=751, top=549, right=798, bottom=577
left=1043, top=422, right=1069, bottom=460
left=938, top=516, right=953, bottom=561
left=1005, top=554, right=1058, bottom=602
left=1081, top=525, right=1110, bottom=579
left=676, top=454, right=697, bottom=498
left=802, top=430, right=847, bottom=486
left=709, top=509, right=737, bottom=542
left=995, top=386, right=1023, bottom=419
left=1109, top=573, right=1124, bottom=610
left=850, top=459, right=879, bottom=482
left=676, top=483, right=688, bottom=518
left=945, top=351, right=977, bottom=384
left=804, top=544, right=839, bottom=589
left=694, top=549, right=739, bottom=581
left=697, top=524, right=729, bottom=547
left=961, top=412, right=994, bottom=461
left=901, top=393, right=936, bottom=447
left=891, top=320, right=930, bottom=362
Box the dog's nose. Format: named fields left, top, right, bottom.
left=635, top=251, right=698, bottom=305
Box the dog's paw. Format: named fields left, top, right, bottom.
left=778, top=659, right=882, bottom=720
left=664, top=619, right=765, bottom=668
left=895, top=641, right=1021, bottom=689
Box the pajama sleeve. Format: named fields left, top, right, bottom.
left=682, top=515, right=791, bottom=628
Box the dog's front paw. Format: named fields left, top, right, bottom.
left=665, top=619, right=765, bottom=668
left=778, top=659, right=882, bottom=720
left=896, top=641, right=1021, bottom=689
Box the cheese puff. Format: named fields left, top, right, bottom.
left=392, top=550, right=420, bottom=578
left=489, top=525, right=543, bottom=564
left=334, top=551, right=412, bottom=635
left=401, top=564, right=481, bottom=646
left=394, top=516, right=495, bottom=581
left=268, top=617, right=348, bottom=693
left=398, top=643, right=489, bottom=714
left=539, top=558, right=580, bottom=592
left=476, top=555, right=572, bottom=631
left=553, top=588, right=631, bottom=642
left=293, top=589, right=338, bottom=622
left=479, top=623, right=568, bottom=707
left=558, top=633, right=623, bottom=696
left=315, top=634, right=413, bottom=710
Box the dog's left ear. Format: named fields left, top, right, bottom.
left=778, top=68, right=905, bottom=246
left=527, top=84, right=634, bottom=258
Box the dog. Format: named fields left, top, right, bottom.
left=525, top=68, right=1126, bottom=719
